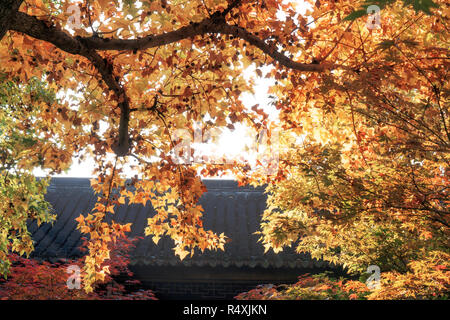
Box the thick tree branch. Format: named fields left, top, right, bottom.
left=7, top=5, right=334, bottom=157
left=0, top=0, right=24, bottom=40
left=77, top=45, right=130, bottom=157
left=10, top=10, right=327, bottom=72
left=9, top=11, right=130, bottom=156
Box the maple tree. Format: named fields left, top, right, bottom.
left=0, top=235, right=157, bottom=299
left=0, top=0, right=448, bottom=297
left=0, top=76, right=57, bottom=276
left=251, top=0, right=449, bottom=299
left=235, top=273, right=372, bottom=300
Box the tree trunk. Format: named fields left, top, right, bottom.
left=0, top=0, right=24, bottom=41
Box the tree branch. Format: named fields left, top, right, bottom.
left=10, top=10, right=328, bottom=72
left=7, top=5, right=338, bottom=157
left=9, top=11, right=131, bottom=156
left=0, top=0, right=23, bottom=41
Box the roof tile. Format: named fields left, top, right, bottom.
left=29, top=177, right=330, bottom=269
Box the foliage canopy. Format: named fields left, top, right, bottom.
left=0, top=0, right=448, bottom=296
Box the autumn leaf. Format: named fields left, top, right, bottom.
left=0, top=0, right=447, bottom=297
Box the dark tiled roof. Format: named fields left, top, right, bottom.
left=29, top=178, right=327, bottom=269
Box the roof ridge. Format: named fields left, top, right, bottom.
left=44, top=177, right=267, bottom=193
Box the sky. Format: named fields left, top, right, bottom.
left=33, top=1, right=310, bottom=178
left=33, top=68, right=276, bottom=178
